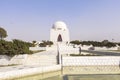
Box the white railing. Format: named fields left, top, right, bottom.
left=62, top=56, right=120, bottom=66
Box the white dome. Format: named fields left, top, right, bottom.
left=52, top=21, right=67, bottom=30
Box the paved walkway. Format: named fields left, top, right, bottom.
left=0, top=65, right=46, bottom=72
left=0, top=50, right=60, bottom=80
left=0, top=65, right=61, bottom=80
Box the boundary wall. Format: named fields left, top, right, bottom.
left=62, top=56, right=120, bottom=66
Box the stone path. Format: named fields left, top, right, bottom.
left=0, top=65, right=61, bottom=80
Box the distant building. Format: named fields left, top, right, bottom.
left=50, top=21, right=70, bottom=44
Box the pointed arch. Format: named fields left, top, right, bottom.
left=57, top=34, right=62, bottom=42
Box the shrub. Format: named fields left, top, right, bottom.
left=0, top=39, right=33, bottom=56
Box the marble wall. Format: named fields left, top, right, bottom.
left=62, top=56, right=120, bottom=66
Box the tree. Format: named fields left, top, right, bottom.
left=32, top=40, right=36, bottom=44
left=70, top=40, right=80, bottom=45
left=0, top=39, right=33, bottom=56
left=46, top=41, right=53, bottom=46
left=0, top=40, right=16, bottom=56
left=39, top=40, right=53, bottom=47
left=13, top=39, right=33, bottom=54
left=105, top=42, right=116, bottom=48
left=102, top=40, right=109, bottom=45
left=0, top=27, right=7, bottom=40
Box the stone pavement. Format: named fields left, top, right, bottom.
left=0, top=65, right=61, bottom=80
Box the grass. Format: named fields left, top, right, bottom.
left=101, top=50, right=120, bottom=53
left=0, top=64, right=19, bottom=67
left=108, top=50, right=120, bottom=52
left=32, top=50, right=45, bottom=53
left=70, top=54, right=101, bottom=56
left=68, top=74, right=120, bottom=80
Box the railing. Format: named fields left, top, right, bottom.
left=61, top=56, right=120, bottom=75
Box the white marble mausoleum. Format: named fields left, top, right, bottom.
left=50, top=21, right=70, bottom=44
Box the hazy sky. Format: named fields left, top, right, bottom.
left=0, top=0, right=120, bottom=42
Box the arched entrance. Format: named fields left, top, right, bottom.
left=57, top=34, right=62, bottom=42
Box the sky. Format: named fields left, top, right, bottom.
left=0, top=0, right=120, bottom=42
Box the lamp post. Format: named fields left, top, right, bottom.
left=79, top=46, right=81, bottom=55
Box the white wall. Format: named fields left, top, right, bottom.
left=80, top=45, right=118, bottom=50
left=94, top=47, right=118, bottom=50
left=30, top=44, right=119, bottom=52
left=62, top=56, right=120, bottom=66
left=59, top=45, right=79, bottom=54
left=0, top=54, right=57, bottom=66
left=29, top=47, right=46, bottom=51
left=29, top=44, right=80, bottom=55
left=0, top=54, right=28, bottom=65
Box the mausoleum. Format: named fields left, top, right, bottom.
left=50, top=21, right=70, bottom=44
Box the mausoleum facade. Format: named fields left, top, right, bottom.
left=50, top=21, right=70, bottom=44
